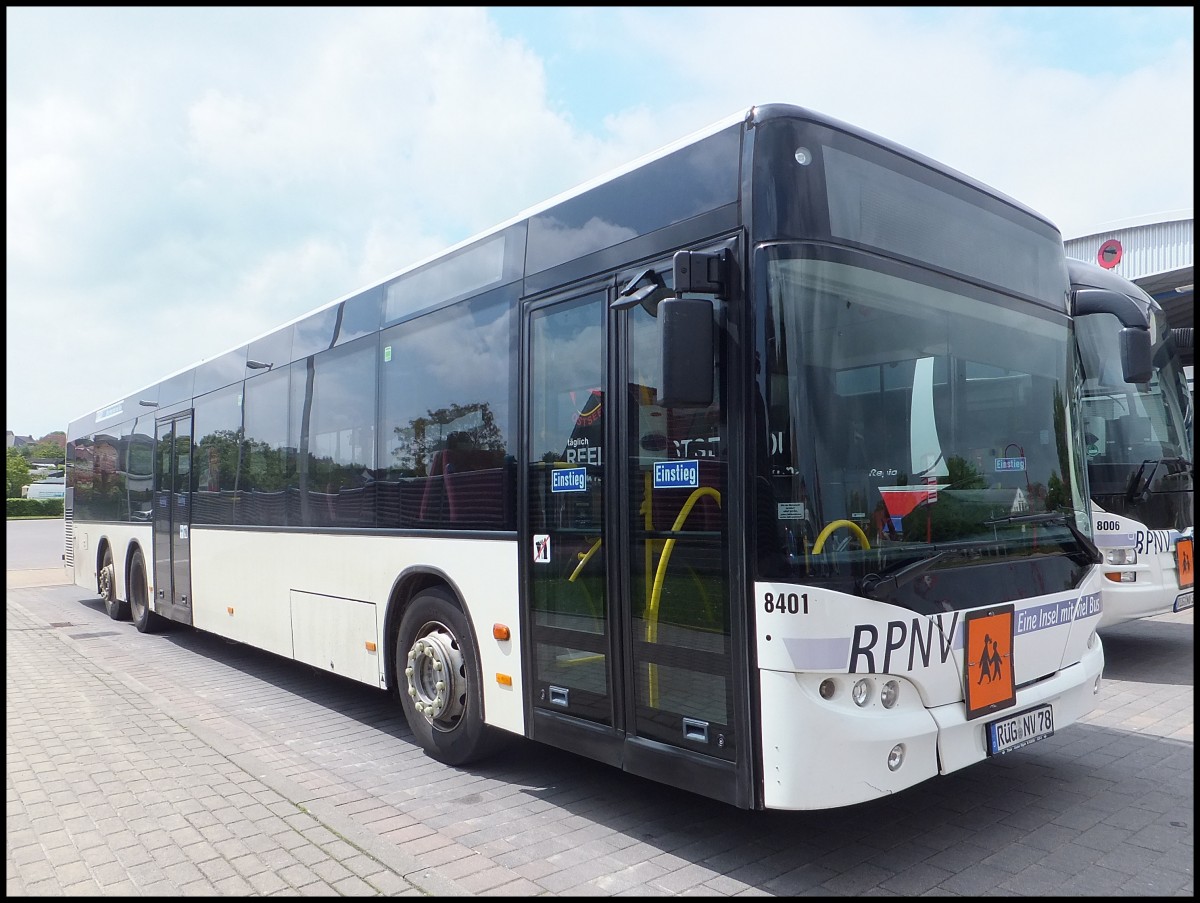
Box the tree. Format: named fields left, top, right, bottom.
left=7, top=448, right=31, bottom=498
left=29, top=440, right=65, bottom=463
left=391, top=401, right=505, bottom=476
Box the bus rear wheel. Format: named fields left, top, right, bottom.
left=396, top=588, right=503, bottom=766
left=128, top=548, right=163, bottom=634
left=99, top=547, right=129, bottom=620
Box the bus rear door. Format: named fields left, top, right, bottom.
left=153, top=413, right=195, bottom=626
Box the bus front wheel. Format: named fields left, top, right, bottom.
left=128, top=548, right=163, bottom=634
left=99, top=547, right=129, bottom=620
left=396, top=588, right=503, bottom=766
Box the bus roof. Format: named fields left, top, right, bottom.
left=72, top=102, right=1061, bottom=431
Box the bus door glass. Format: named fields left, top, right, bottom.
left=623, top=299, right=732, bottom=760
left=153, top=412, right=194, bottom=622
left=524, top=282, right=733, bottom=763
left=527, top=290, right=613, bottom=726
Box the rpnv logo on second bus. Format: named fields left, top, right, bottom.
left=653, top=459, right=699, bottom=489
left=551, top=467, right=588, bottom=493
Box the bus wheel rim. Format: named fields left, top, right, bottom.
left=405, top=626, right=465, bottom=727
left=99, top=561, right=114, bottom=601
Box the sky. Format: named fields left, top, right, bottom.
left=6, top=6, right=1194, bottom=441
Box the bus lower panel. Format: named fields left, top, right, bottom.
left=531, top=708, right=623, bottom=768
left=623, top=736, right=742, bottom=809
left=531, top=709, right=745, bottom=807
left=159, top=600, right=194, bottom=627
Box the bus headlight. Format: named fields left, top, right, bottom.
left=880, top=679, right=900, bottom=709
left=1103, top=547, right=1137, bottom=566
left=852, top=678, right=871, bottom=707
left=888, top=743, right=905, bottom=771
left=819, top=678, right=836, bottom=700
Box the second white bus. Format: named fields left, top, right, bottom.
left=1070, top=257, right=1194, bottom=627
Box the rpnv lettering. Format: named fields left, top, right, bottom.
left=1135, top=529, right=1177, bottom=556
left=849, top=612, right=959, bottom=673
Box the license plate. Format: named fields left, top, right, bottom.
left=987, top=704, right=1054, bottom=756
left=1175, top=590, right=1194, bottom=613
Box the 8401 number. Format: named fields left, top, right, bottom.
left=763, top=591, right=808, bottom=614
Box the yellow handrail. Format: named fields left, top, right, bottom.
left=646, top=486, right=721, bottom=706
left=553, top=478, right=725, bottom=707
left=811, top=518, right=871, bottom=554
left=568, top=537, right=603, bottom=583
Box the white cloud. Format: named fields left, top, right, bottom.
left=5, top=6, right=1192, bottom=439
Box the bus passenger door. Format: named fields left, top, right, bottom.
left=523, top=268, right=740, bottom=805
left=618, top=291, right=735, bottom=796
left=525, top=289, right=618, bottom=759
left=153, top=413, right=195, bottom=625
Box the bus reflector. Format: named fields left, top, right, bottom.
left=493, top=623, right=511, bottom=640
left=365, top=641, right=377, bottom=653
left=227, top=607, right=234, bottom=615
left=496, top=673, right=513, bottom=686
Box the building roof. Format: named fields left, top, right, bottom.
left=1064, top=212, right=1194, bottom=369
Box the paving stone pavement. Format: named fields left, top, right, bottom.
left=6, top=593, right=466, bottom=897
left=6, top=556, right=1193, bottom=896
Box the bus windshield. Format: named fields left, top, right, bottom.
left=1075, top=308, right=1194, bottom=532
left=758, top=247, right=1094, bottom=612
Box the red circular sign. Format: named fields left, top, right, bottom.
left=1097, top=239, right=1123, bottom=269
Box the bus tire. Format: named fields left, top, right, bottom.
left=128, top=547, right=163, bottom=634
left=396, top=587, right=503, bottom=766
left=99, top=546, right=129, bottom=620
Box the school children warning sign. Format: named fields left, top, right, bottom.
left=963, top=605, right=1016, bottom=720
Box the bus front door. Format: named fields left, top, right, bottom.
left=525, top=279, right=740, bottom=805
left=153, top=413, right=195, bottom=626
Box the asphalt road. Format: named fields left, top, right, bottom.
left=6, top=518, right=1193, bottom=896
left=6, top=516, right=66, bottom=569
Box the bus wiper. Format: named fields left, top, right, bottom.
left=983, top=512, right=1102, bottom=564
left=861, top=552, right=948, bottom=600
left=1125, top=459, right=1160, bottom=505
left=1125, top=456, right=1192, bottom=505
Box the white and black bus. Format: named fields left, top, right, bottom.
left=67, top=103, right=1112, bottom=810
left=1070, top=257, right=1194, bottom=627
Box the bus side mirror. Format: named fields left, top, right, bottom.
left=1071, top=285, right=1154, bottom=384
left=1119, top=327, right=1153, bottom=384
left=659, top=297, right=713, bottom=407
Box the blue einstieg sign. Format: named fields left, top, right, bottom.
left=551, top=467, right=587, bottom=492
left=654, top=459, right=699, bottom=489
left=995, top=457, right=1026, bottom=472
